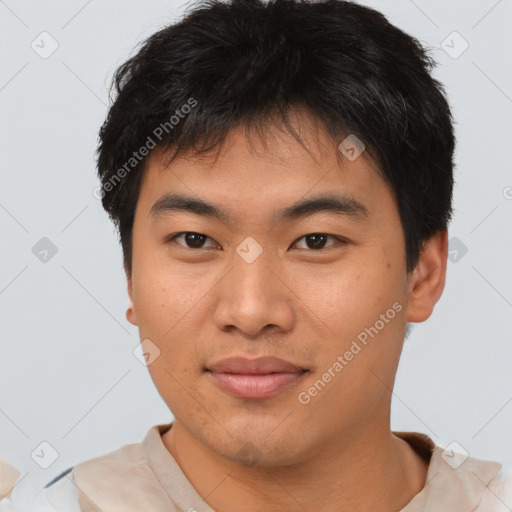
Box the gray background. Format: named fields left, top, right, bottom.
left=1, top=0, right=511, bottom=488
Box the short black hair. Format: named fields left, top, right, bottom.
left=96, top=0, right=455, bottom=274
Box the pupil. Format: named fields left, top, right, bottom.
left=186, top=233, right=205, bottom=248
left=307, top=234, right=326, bottom=249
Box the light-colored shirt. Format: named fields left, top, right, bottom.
left=2, top=424, right=512, bottom=511
left=0, top=460, right=19, bottom=500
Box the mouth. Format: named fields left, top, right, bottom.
left=205, top=356, right=310, bottom=400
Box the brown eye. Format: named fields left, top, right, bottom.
left=169, top=232, right=218, bottom=249
left=292, top=234, right=342, bottom=250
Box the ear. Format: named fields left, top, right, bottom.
left=405, top=230, right=448, bottom=323
left=125, top=264, right=138, bottom=326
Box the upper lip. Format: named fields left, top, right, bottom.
left=206, top=356, right=307, bottom=374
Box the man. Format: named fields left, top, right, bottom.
left=3, top=0, right=511, bottom=510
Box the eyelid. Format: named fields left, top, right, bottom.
left=167, top=232, right=347, bottom=251
left=167, top=232, right=219, bottom=249
left=291, top=233, right=345, bottom=250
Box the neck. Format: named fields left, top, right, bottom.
left=162, top=420, right=429, bottom=512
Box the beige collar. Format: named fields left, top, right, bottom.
left=73, top=424, right=502, bottom=511
left=393, top=430, right=502, bottom=510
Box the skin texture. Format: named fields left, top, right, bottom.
left=126, top=112, right=448, bottom=511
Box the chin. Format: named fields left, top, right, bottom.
left=204, top=422, right=310, bottom=469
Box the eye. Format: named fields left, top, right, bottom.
left=166, top=232, right=346, bottom=252
left=292, top=233, right=344, bottom=251
left=168, top=232, right=219, bottom=250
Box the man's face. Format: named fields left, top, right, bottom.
left=128, top=116, right=415, bottom=466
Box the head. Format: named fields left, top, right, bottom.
left=97, top=0, right=453, bottom=466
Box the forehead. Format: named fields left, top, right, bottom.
left=136, top=120, right=395, bottom=226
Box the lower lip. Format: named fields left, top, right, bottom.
left=208, top=371, right=306, bottom=399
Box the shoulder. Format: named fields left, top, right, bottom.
left=0, top=440, right=146, bottom=512
left=75, top=440, right=144, bottom=467
left=476, top=463, right=512, bottom=511
left=0, top=471, right=80, bottom=512
left=0, top=441, right=148, bottom=512
left=0, top=426, right=170, bottom=512
left=72, top=440, right=147, bottom=485
left=70, top=432, right=175, bottom=511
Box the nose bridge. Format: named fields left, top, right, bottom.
left=214, top=236, right=293, bottom=336
left=232, top=236, right=277, bottom=305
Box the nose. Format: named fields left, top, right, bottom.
left=212, top=241, right=295, bottom=338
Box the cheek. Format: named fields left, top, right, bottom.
left=131, top=248, right=209, bottom=330
left=130, top=259, right=215, bottom=372
left=297, top=261, right=399, bottom=326
left=132, top=278, right=171, bottom=337
left=299, top=258, right=407, bottom=379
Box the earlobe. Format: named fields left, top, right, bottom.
left=126, top=273, right=138, bottom=326
left=405, top=230, right=448, bottom=323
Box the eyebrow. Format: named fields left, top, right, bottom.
left=149, top=192, right=369, bottom=224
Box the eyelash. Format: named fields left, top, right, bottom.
left=166, top=232, right=346, bottom=252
